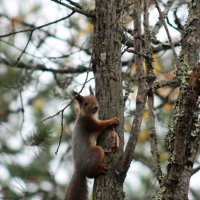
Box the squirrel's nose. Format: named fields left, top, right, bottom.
left=93, top=106, right=99, bottom=113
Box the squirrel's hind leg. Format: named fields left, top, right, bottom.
left=86, top=146, right=108, bottom=178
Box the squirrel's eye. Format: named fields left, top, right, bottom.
left=84, top=102, right=88, bottom=106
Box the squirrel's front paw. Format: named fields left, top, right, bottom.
left=112, top=117, right=119, bottom=125
left=98, top=163, right=108, bottom=174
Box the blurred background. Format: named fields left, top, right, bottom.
left=0, top=0, right=199, bottom=199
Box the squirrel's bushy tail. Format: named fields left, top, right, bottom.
left=65, top=173, right=88, bottom=200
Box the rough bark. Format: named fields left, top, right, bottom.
left=92, top=0, right=124, bottom=199
left=161, top=1, right=200, bottom=199
left=144, top=0, right=163, bottom=185
left=116, top=0, right=148, bottom=182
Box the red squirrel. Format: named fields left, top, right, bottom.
left=65, top=91, right=119, bottom=200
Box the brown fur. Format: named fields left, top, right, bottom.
left=65, top=94, right=119, bottom=200
left=66, top=173, right=87, bottom=200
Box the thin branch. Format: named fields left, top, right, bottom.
left=55, top=111, right=64, bottom=154
left=152, top=41, right=180, bottom=53
left=0, top=123, right=15, bottom=135
left=0, top=12, right=75, bottom=38
left=42, top=69, right=89, bottom=122
left=0, top=39, right=83, bottom=60
left=0, top=13, right=68, bottom=43
left=42, top=100, right=73, bottom=122
left=173, top=8, right=184, bottom=32
left=144, top=0, right=163, bottom=184
left=154, top=79, right=180, bottom=89
left=42, top=68, right=90, bottom=154
left=124, top=48, right=147, bottom=58
left=121, top=30, right=181, bottom=53
left=50, top=0, right=94, bottom=18
left=0, top=57, right=89, bottom=74
left=152, top=0, right=174, bottom=35
left=65, top=0, right=83, bottom=9
left=14, top=31, right=33, bottom=66
left=166, top=16, right=181, bottom=32
left=121, top=30, right=135, bottom=48
left=192, top=165, right=200, bottom=175
left=148, top=95, right=163, bottom=183
left=19, top=90, right=29, bottom=146
left=153, top=0, right=178, bottom=66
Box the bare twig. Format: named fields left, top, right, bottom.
left=147, top=93, right=163, bottom=183
left=152, top=41, right=180, bottom=53
left=18, top=90, right=29, bottom=145
left=0, top=123, right=14, bottom=135
left=14, top=31, right=33, bottom=66
left=124, top=48, right=147, bottom=58
left=0, top=57, right=89, bottom=74
left=42, top=68, right=90, bottom=154
left=192, top=165, right=200, bottom=175
left=50, top=0, right=94, bottom=18
left=153, top=0, right=174, bottom=35
left=65, top=0, right=82, bottom=9
left=121, top=30, right=181, bottom=54
left=55, top=111, right=64, bottom=154
left=0, top=13, right=69, bottom=43
left=173, top=8, right=184, bottom=32
left=42, top=100, right=73, bottom=122
left=166, top=16, right=181, bottom=32
left=153, top=0, right=178, bottom=65
left=0, top=38, right=81, bottom=59
left=0, top=12, right=75, bottom=38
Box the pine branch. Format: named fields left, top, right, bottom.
left=27, top=124, right=52, bottom=146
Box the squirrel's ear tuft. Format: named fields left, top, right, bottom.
left=73, top=91, right=83, bottom=103
left=89, top=86, right=94, bottom=96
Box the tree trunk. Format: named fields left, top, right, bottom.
left=92, top=0, right=124, bottom=199
left=162, top=1, right=200, bottom=199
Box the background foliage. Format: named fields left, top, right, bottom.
left=0, top=0, right=199, bottom=199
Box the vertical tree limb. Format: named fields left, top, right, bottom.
left=161, top=1, right=200, bottom=199
left=117, top=0, right=148, bottom=180
left=144, top=0, right=163, bottom=185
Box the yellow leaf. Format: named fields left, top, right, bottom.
left=130, top=63, right=136, bottom=75
left=11, top=16, right=22, bottom=25
left=138, top=130, right=149, bottom=142
left=143, top=110, right=149, bottom=120
left=84, top=23, right=93, bottom=33
left=163, top=103, right=173, bottom=111
left=124, top=122, right=132, bottom=133
left=33, top=99, right=43, bottom=111
left=152, top=54, right=161, bottom=74
left=160, top=152, right=168, bottom=162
